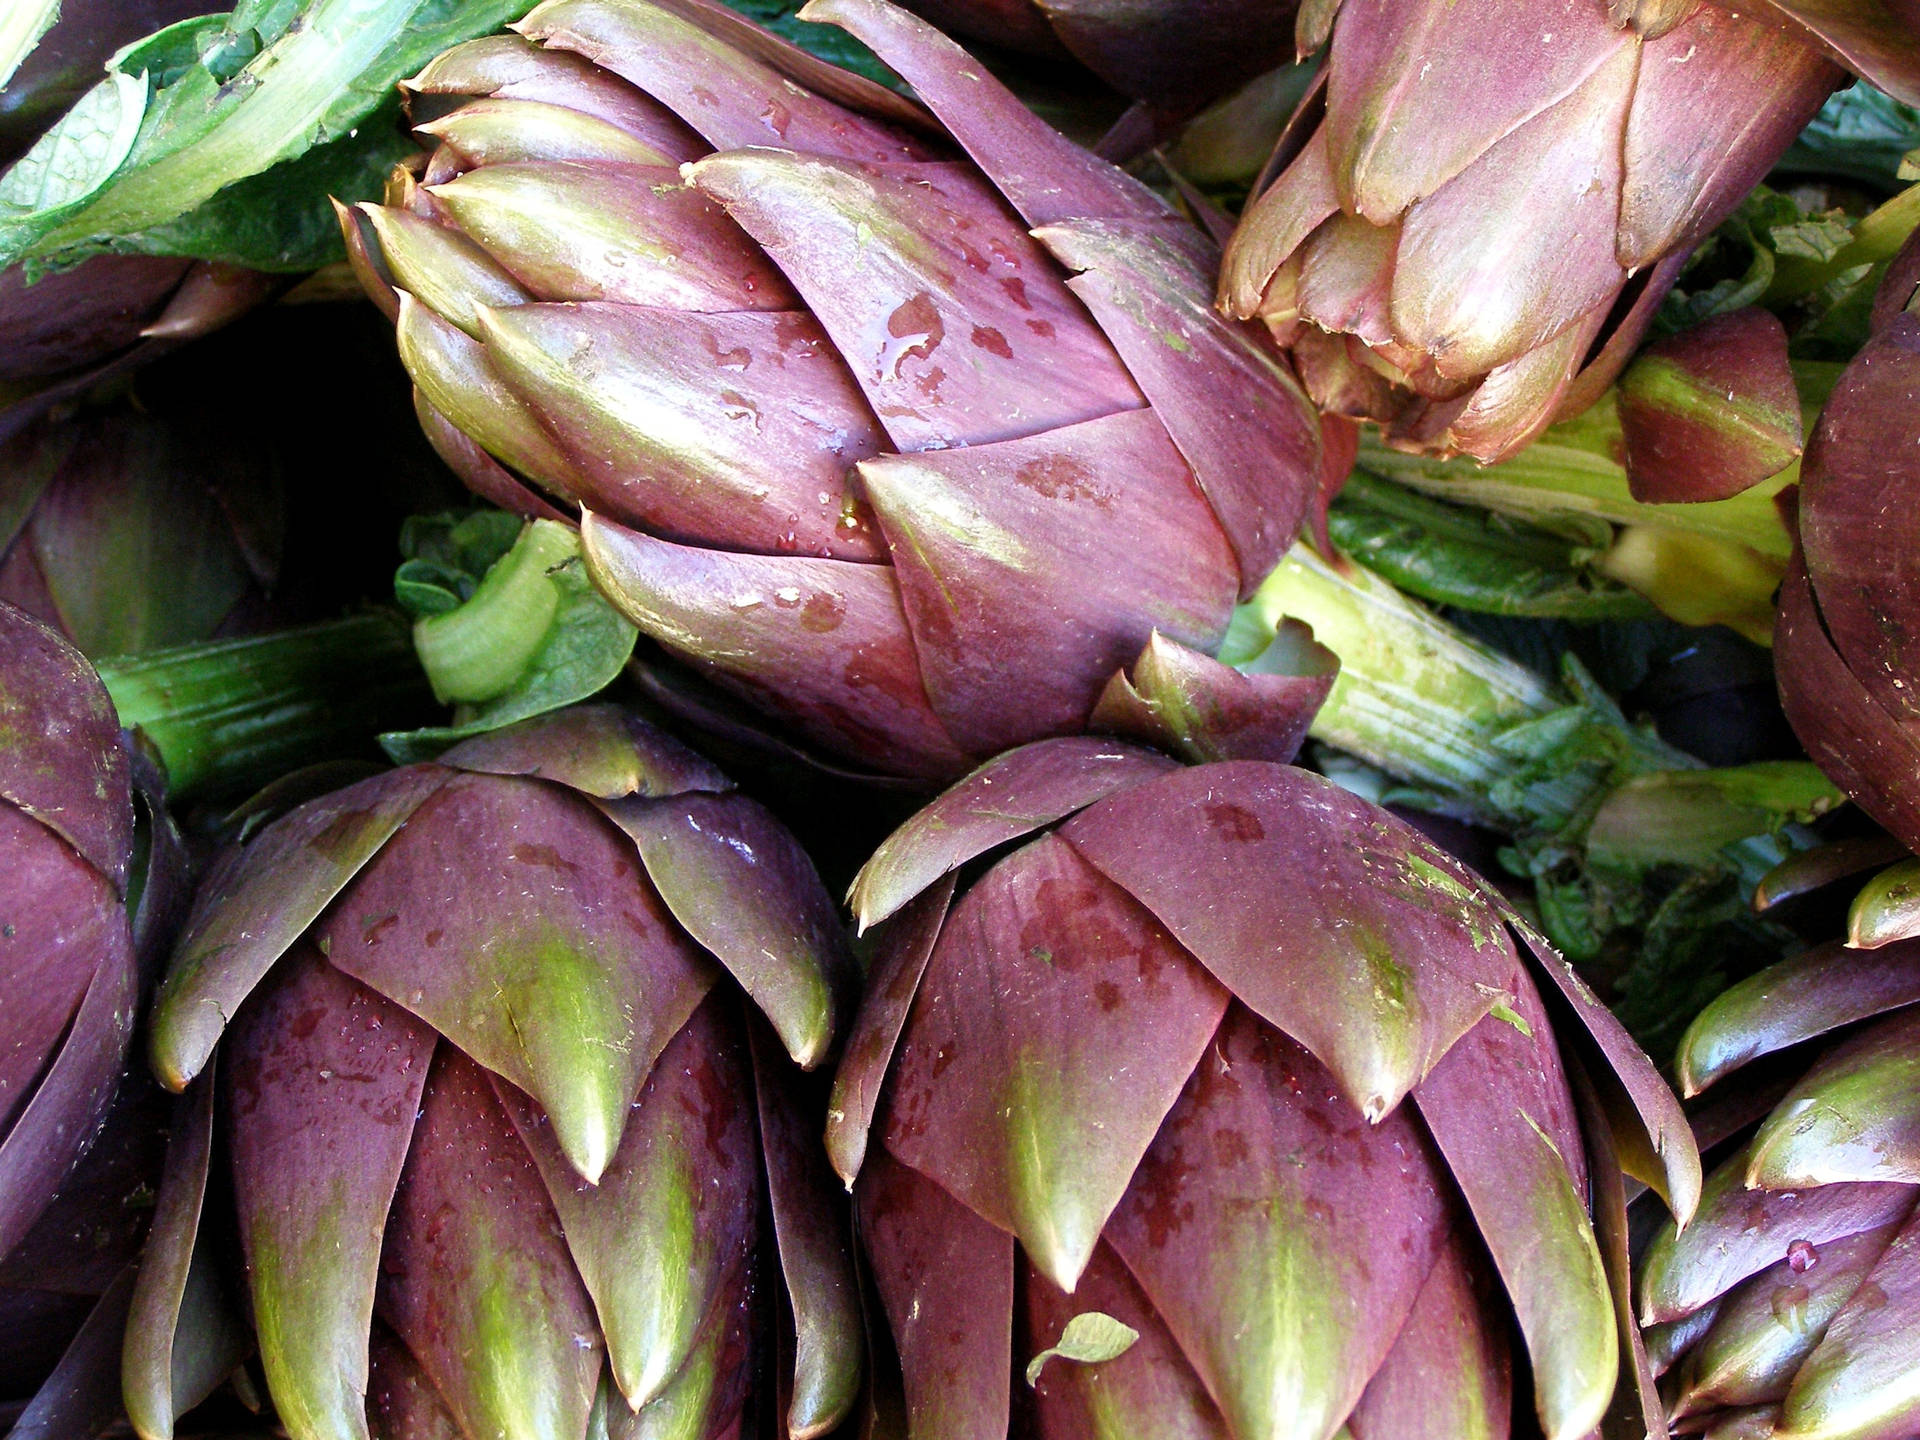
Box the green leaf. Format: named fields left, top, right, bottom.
left=1326, top=475, right=1654, bottom=622
left=0, top=70, right=148, bottom=243
left=380, top=521, right=637, bottom=764
left=0, top=0, right=535, bottom=270
left=1778, top=82, right=1920, bottom=191
left=1024, top=1312, right=1139, bottom=1388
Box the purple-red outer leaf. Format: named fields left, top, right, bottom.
left=366, top=1323, right=465, bottom=1440
left=378, top=1049, right=601, bottom=1440
left=802, top=0, right=1175, bottom=230
left=1746, top=1007, right=1920, bottom=1188
left=148, top=766, right=448, bottom=1091
left=123, top=1070, right=248, bottom=1440
left=1784, top=1201, right=1920, bottom=1440
left=1637, top=1152, right=1918, bottom=1325
left=0, top=912, right=136, bottom=1262
left=687, top=152, right=1143, bottom=455
left=0, top=603, right=130, bottom=885
left=1511, top=919, right=1701, bottom=1225
left=1776, top=554, right=1920, bottom=854
left=0, top=804, right=118, bottom=1135
left=580, top=515, right=969, bottom=781
left=1090, top=629, right=1334, bottom=766
left=1620, top=307, right=1803, bottom=504
left=1617, top=9, right=1839, bottom=269
left=227, top=948, right=435, bottom=1440
left=882, top=834, right=1227, bottom=1291
left=320, top=772, right=716, bottom=1185
left=862, top=409, right=1238, bottom=757
left=1797, top=313, right=1920, bottom=727
left=500, top=995, right=755, bottom=1415
left=478, top=301, right=886, bottom=561
left=1414, top=979, right=1616, bottom=1440
left=1105, top=1008, right=1450, bottom=1440
left=1676, top=940, right=1920, bottom=1096
left=608, top=790, right=855, bottom=1069
left=825, top=875, right=954, bottom=1186
left=437, top=703, right=731, bottom=799
left=1040, top=218, right=1323, bottom=590
left=847, top=738, right=1176, bottom=932
left=8, top=1266, right=137, bottom=1440
left=749, top=1019, right=862, bottom=1438
left=856, top=1151, right=1014, bottom=1440
left=1061, top=762, right=1518, bottom=1121
left=1346, top=1241, right=1513, bottom=1440
left=521, top=0, right=935, bottom=162
left=1320, top=0, right=1630, bottom=225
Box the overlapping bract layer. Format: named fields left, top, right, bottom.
left=0, top=604, right=143, bottom=1272
left=125, top=706, right=862, bottom=1440
left=342, top=0, right=1322, bottom=781
left=829, top=734, right=1701, bottom=1440
left=1776, top=229, right=1920, bottom=853
left=1216, top=0, right=1920, bottom=462
left=1644, top=939, right=1920, bottom=1440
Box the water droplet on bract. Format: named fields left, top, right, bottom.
left=1787, top=1238, right=1819, bottom=1273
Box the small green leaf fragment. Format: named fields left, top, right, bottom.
left=1025, top=1312, right=1139, bottom=1387
left=1489, top=1001, right=1534, bottom=1038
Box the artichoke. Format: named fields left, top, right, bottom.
left=1775, top=227, right=1920, bottom=852
left=1, top=602, right=190, bottom=1431
left=1, top=602, right=181, bottom=1268
left=0, top=404, right=283, bottom=657
left=340, top=0, right=1325, bottom=782
left=1218, top=0, right=1920, bottom=463
left=124, top=706, right=862, bottom=1440
left=1641, top=931, right=1920, bottom=1440
left=827, top=732, right=1702, bottom=1440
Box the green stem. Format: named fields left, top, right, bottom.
left=98, top=612, right=434, bottom=801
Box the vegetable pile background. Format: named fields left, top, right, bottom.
left=4, top=2, right=1920, bottom=1438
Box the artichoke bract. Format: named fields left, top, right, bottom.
left=827, top=734, right=1702, bottom=1440
left=0, top=603, right=174, bottom=1271
left=340, top=0, right=1324, bottom=782
left=124, top=707, right=862, bottom=1440
left=1775, top=228, right=1920, bottom=853
left=1642, top=937, right=1920, bottom=1440
left=1218, top=0, right=1919, bottom=464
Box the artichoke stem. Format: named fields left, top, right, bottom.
left=98, top=612, right=434, bottom=800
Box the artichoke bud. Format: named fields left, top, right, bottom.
left=127, top=707, right=862, bottom=1440
left=836, top=735, right=1702, bottom=1440
left=345, top=0, right=1326, bottom=782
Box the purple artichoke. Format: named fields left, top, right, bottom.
left=1642, top=934, right=1920, bottom=1440
left=340, top=0, right=1325, bottom=782
left=1, top=603, right=162, bottom=1266
left=0, top=405, right=283, bottom=657
left=124, top=706, right=861, bottom=1440
left=1775, top=228, right=1920, bottom=852
left=827, top=734, right=1702, bottom=1440
left=1, top=601, right=192, bottom=1430
left=1218, top=0, right=1919, bottom=463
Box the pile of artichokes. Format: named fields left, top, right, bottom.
left=3, top=2, right=1920, bottom=1439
